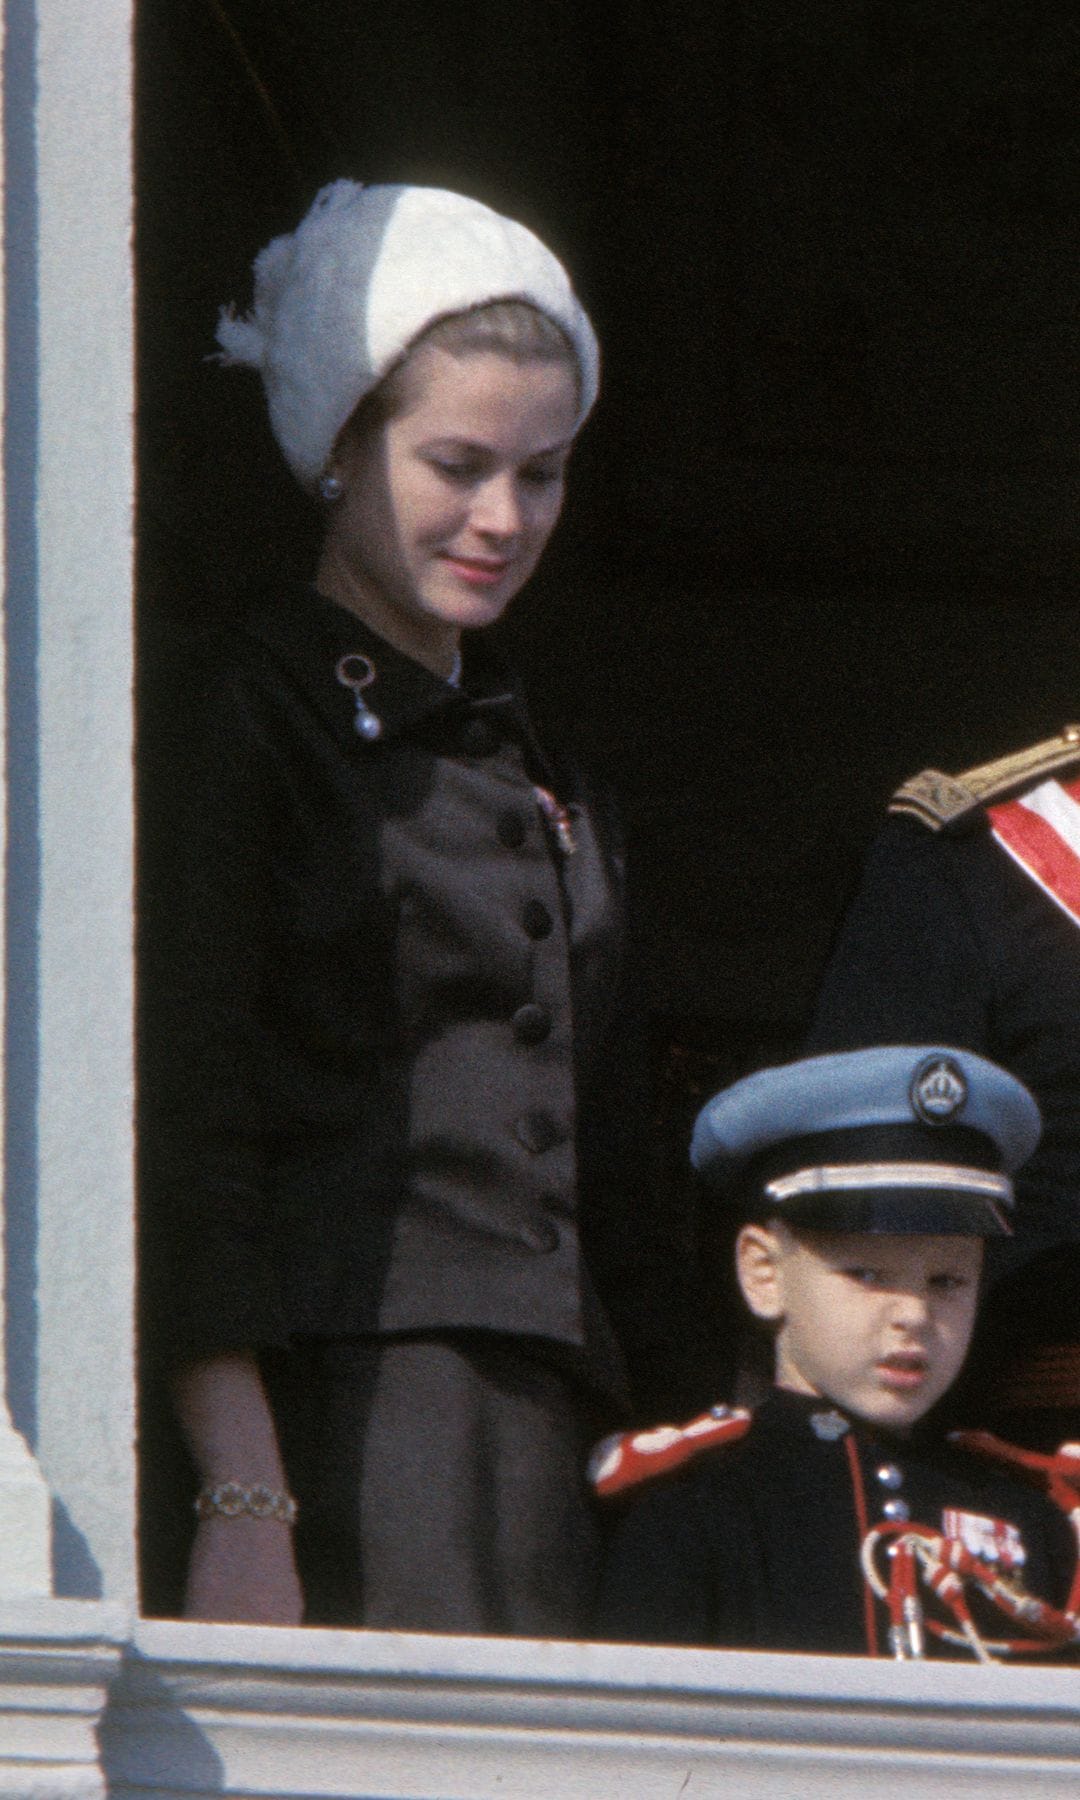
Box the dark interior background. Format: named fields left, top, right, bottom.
left=136, top=3, right=1080, bottom=1450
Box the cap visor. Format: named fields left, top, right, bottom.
left=780, top=1188, right=1013, bottom=1237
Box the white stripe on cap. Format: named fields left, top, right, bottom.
left=764, top=1162, right=1014, bottom=1205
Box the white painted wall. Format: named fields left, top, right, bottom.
left=2, top=0, right=136, bottom=1605
left=0, top=0, right=51, bottom=1603
left=102, top=1623, right=1080, bottom=1799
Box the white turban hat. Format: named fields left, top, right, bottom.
left=215, top=181, right=600, bottom=490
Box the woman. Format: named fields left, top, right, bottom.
left=141, top=181, right=661, bottom=1633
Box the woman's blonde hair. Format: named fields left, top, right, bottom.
left=339, top=300, right=580, bottom=450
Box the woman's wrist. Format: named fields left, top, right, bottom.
left=174, top=1351, right=291, bottom=1492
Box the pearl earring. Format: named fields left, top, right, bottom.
left=319, top=472, right=344, bottom=502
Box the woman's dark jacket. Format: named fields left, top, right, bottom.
left=140, top=587, right=667, bottom=1403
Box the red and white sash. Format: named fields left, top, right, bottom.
left=989, top=775, right=1080, bottom=930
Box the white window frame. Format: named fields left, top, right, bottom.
left=0, top=5, right=1078, bottom=1795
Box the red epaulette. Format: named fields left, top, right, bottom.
left=588, top=1405, right=753, bottom=1500
left=950, top=1429, right=1080, bottom=1517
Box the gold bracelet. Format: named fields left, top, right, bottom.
left=194, top=1481, right=298, bottom=1524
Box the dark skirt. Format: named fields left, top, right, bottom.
left=261, top=1329, right=607, bottom=1635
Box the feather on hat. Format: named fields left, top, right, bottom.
left=216, top=181, right=600, bottom=490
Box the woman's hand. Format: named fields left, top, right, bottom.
left=184, top=1515, right=303, bottom=1625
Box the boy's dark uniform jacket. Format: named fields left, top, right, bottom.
left=597, top=1390, right=1077, bottom=1655
left=139, top=585, right=675, bottom=1408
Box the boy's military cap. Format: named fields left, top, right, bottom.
left=691, top=1047, right=1041, bottom=1236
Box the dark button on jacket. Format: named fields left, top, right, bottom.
left=522, top=899, right=554, bottom=939
left=513, top=1003, right=551, bottom=1046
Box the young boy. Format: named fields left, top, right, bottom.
left=595, top=1047, right=1080, bottom=1659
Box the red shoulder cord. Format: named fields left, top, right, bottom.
left=860, top=1434, right=1080, bottom=1661
left=589, top=1406, right=753, bottom=1500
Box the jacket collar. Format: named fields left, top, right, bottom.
left=761, top=1385, right=937, bottom=1453
left=242, top=585, right=524, bottom=749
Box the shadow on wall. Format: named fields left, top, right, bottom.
left=99, top=1656, right=226, bottom=1791
left=53, top=1498, right=104, bottom=1601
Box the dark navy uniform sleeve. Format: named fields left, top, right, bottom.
left=807, top=812, right=1080, bottom=1241
left=807, top=816, right=992, bottom=1053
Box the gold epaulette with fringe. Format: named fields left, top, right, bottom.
left=889, top=726, right=1080, bottom=832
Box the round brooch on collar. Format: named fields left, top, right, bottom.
left=336, top=653, right=382, bottom=740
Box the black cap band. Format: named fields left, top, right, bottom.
left=748, top=1122, right=1002, bottom=1189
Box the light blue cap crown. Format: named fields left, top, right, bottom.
left=691, top=1046, right=1041, bottom=1236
